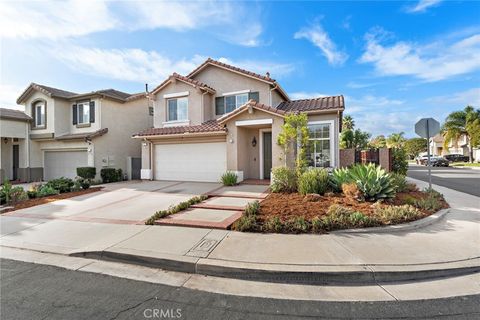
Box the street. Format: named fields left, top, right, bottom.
left=1, top=259, right=479, bottom=320
left=407, top=164, right=480, bottom=197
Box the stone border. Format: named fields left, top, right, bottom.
left=331, top=208, right=450, bottom=234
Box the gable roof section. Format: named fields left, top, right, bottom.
left=0, top=108, right=32, bottom=122
left=187, top=58, right=290, bottom=101
left=133, top=120, right=225, bottom=138
left=217, top=100, right=286, bottom=124
left=151, top=73, right=216, bottom=95
left=276, top=95, right=345, bottom=113
left=17, top=83, right=146, bottom=104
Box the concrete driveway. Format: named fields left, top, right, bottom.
left=3, top=180, right=222, bottom=224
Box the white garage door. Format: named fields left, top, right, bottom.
left=154, top=142, right=226, bottom=182
left=44, top=150, right=88, bottom=180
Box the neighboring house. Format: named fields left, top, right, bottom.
left=133, top=58, right=344, bottom=182
left=429, top=134, right=445, bottom=156
left=0, top=108, right=31, bottom=182
left=442, top=133, right=480, bottom=162
left=2, top=83, right=152, bottom=182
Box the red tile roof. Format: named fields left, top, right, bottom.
left=276, top=95, right=344, bottom=112
left=217, top=99, right=286, bottom=124
left=133, top=120, right=226, bottom=137
left=187, top=58, right=276, bottom=83
left=151, top=72, right=216, bottom=95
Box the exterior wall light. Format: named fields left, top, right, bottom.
left=252, top=136, right=257, bottom=147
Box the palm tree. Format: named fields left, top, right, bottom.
left=386, top=132, right=406, bottom=148
left=342, top=115, right=355, bottom=130
left=442, top=106, right=480, bottom=163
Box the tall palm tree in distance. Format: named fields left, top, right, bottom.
left=342, top=115, right=355, bottom=130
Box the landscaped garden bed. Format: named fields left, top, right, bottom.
left=1, top=175, right=101, bottom=214
left=232, top=164, right=449, bottom=234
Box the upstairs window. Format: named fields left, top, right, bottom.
left=167, top=97, right=188, bottom=121
left=33, top=101, right=46, bottom=128
left=216, top=91, right=259, bottom=115
left=77, top=101, right=90, bottom=124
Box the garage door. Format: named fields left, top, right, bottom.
left=154, top=142, right=226, bottom=182
left=44, top=150, right=88, bottom=180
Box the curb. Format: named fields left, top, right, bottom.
left=332, top=208, right=450, bottom=234
left=70, top=248, right=480, bottom=285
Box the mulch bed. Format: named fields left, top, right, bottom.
left=258, top=190, right=449, bottom=223
left=1, top=187, right=103, bottom=214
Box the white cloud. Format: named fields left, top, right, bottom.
left=289, top=92, right=329, bottom=100
left=294, top=23, right=348, bottom=66
left=52, top=48, right=295, bottom=83
left=359, top=28, right=480, bottom=81
left=427, top=88, right=480, bottom=107
left=346, top=81, right=378, bottom=89
left=0, top=0, right=265, bottom=47
left=0, top=0, right=117, bottom=39
left=0, top=84, right=25, bottom=110
left=406, top=0, right=442, bottom=13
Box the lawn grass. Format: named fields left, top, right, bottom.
left=451, top=162, right=480, bottom=167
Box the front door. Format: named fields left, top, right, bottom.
left=12, top=145, right=19, bottom=181
left=263, top=132, right=272, bottom=179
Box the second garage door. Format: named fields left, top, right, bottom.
left=154, top=142, right=226, bottom=182
left=44, top=150, right=88, bottom=180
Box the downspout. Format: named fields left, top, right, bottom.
left=201, top=90, right=208, bottom=122
left=25, top=121, right=30, bottom=181
left=148, top=139, right=153, bottom=180
left=269, top=83, right=278, bottom=106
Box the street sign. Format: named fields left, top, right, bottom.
left=414, top=117, right=440, bottom=189
left=415, top=118, right=440, bottom=139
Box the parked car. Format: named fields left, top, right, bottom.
left=429, top=157, right=449, bottom=167
left=416, top=154, right=429, bottom=164
left=444, top=154, right=469, bottom=162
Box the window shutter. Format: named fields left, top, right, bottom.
left=31, top=105, right=36, bottom=128
left=215, top=97, right=225, bottom=115
left=248, top=91, right=260, bottom=102
left=72, top=104, right=77, bottom=125
left=89, top=101, right=95, bottom=123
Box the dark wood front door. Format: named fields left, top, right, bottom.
left=12, top=145, right=19, bottom=181
left=263, top=132, right=272, bottom=179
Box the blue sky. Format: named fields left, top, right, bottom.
left=1, top=0, right=479, bottom=137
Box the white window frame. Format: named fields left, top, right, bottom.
left=166, top=97, right=188, bottom=122
left=77, top=101, right=90, bottom=124
left=34, top=102, right=45, bottom=128
left=220, top=92, right=249, bottom=115
left=307, top=120, right=335, bottom=168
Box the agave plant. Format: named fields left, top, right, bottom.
left=330, top=167, right=351, bottom=192
left=347, top=163, right=395, bottom=201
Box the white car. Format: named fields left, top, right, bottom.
left=416, top=154, right=429, bottom=164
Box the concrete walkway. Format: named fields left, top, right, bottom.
left=1, top=178, right=479, bottom=285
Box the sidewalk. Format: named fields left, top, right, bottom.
left=1, top=178, right=479, bottom=285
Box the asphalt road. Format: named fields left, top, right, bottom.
left=1, top=259, right=479, bottom=320
left=407, top=164, right=480, bottom=197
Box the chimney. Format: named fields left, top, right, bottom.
left=266, top=71, right=270, bottom=78
left=145, top=83, right=149, bottom=93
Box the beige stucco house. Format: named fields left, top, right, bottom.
left=133, top=58, right=345, bottom=182
left=0, top=84, right=152, bottom=182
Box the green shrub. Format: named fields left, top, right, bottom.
left=145, top=195, right=208, bottom=225
left=390, top=173, right=408, bottom=193
left=263, top=216, right=283, bottom=233
left=291, top=216, right=310, bottom=233
left=324, top=204, right=377, bottom=229
left=100, top=168, right=123, bottom=183
left=392, top=148, right=408, bottom=175
left=37, top=185, right=59, bottom=197
left=233, top=215, right=257, bottom=232
left=347, top=164, right=396, bottom=201
left=374, top=204, right=420, bottom=223
left=1, top=180, right=13, bottom=204
left=9, top=187, right=28, bottom=204
left=245, top=200, right=260, bottom=217
left=412, top=188, right=445, bottom=211
left=27, top=190, right=38, bottom=199
left=46, top=177, right=74, bottom=193
left=311, top=217, right=324, bottom=233
left=221, top=171, right=238, bottom=186
left=270, top=166, right=297, bottom=193
left=76, top=167, right=96, bottom=180
left=298, top=168, right=330, bottom=195
left=330, top=167, right=351, bottom=192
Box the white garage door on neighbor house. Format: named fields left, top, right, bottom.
left=44, top=150, right=88, bottom=180
left=154, top=142, right=226, bottom=182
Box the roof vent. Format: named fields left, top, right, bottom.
left=266, top=72, right=270, bottom=78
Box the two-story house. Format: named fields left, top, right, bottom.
left=133, top=58, right=345, bottom=182
left=4, top=83, right=153, bottom=181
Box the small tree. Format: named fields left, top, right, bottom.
left=386, top=132, right=406, bottom=148
left=404, top=138, right=427, bottom=159
left=277, top=113, right=309, bottom=175
left=340, top=129, right=371, bottom=149
left=369, top=135, right=387, bottom=148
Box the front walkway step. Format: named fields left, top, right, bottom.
left=207, top=184, right=269, bottom=199
left=155, top=208, right=243, bottom=229
left=191, top=196, right=259, bottom=211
